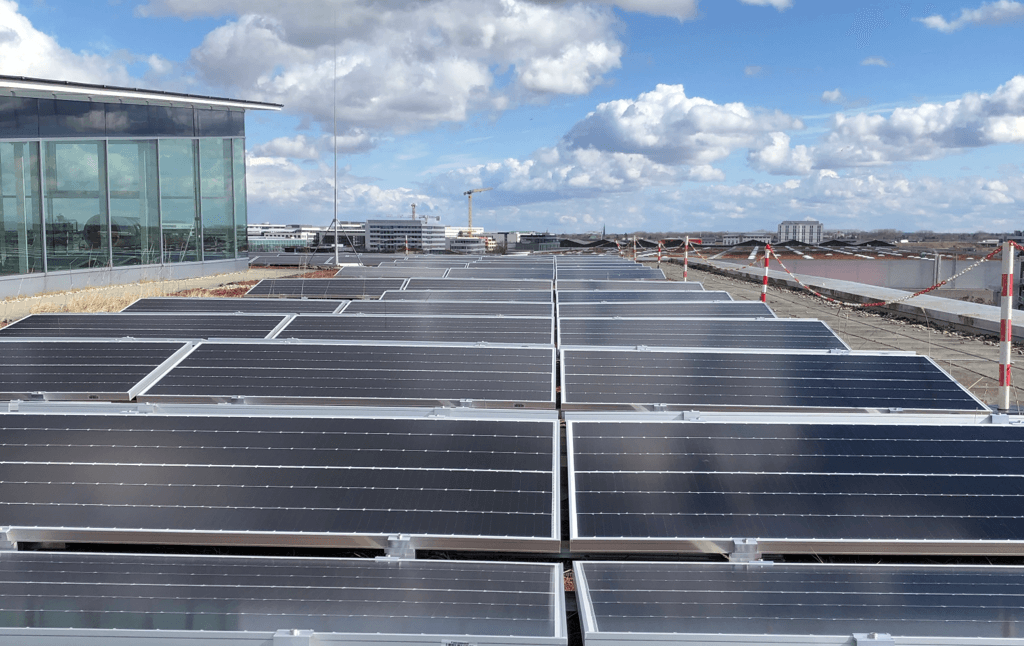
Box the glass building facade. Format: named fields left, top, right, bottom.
left=0, top=96, right=250, bottom=278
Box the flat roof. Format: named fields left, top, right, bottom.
left=0, top=75, right=282, bottom=111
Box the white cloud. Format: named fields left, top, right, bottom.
left=821, top=88, right=845, bottom=103
left=744, top=65, right=764, bottom=76
left=748, top=75, right=1024, bottom=174
left=563, top=83, right=802, bottom=165
left=861, top=56, right=889, bottom=67
left=918, top=0, right=1024, bottom=32
left=738, top=0, right=793, bottom=9
left=253, top=131, right=377, bottom=161
left=747, top=132, right=813, bottom=175
left=136, top=0, right=625, bottom=135
left=245, top=153, right=439, bottom=221
left=0, top=0, right=135, bottom=84
left=591, top=0, right=699, bottom=21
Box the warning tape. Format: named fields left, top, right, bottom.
left=678, top=241, right=1007, bottom=309
left=764, top=244, right=1003, bottom=308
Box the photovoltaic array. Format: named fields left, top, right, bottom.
left=0, top=252, right=1017, bottom=645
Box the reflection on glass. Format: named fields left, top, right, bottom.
left=232, top=139, right=247, bottom=256
left=159, top=139, right=200, bottom=263
left=43, top=141, right=110, bottom=270
left=200, top=138, right=235, bottom=260
left=108, top=141, right=160, bottom=265
left=0, top=142, right=43, bottom=276
left=39, top=100, right=106, bottom=137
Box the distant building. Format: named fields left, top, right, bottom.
left=723, top=233, right=774, bottom=246
left=247, top=223, right=322, bottom=251
left=316, top=222, right=366, bottom=250
left=0, top=74, right=280, bottom=299
left=778, top=220, right=823, bottom=244
left=366, top=219, right=446, bottom=253
left=515, top=233, right=560, bottom=252
left=445, top=225, right=483, bottom=238
left=447, top=236, right=487, bottom=254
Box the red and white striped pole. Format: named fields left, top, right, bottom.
left=760, top=243, right=771, bottom=303
left=683, top=235, right=689, bottom=282
left=657, top=240, right=663, bottom=268
left=616, top=241, right=622, bottom=257
left=999, top=240, right=1014, bottom=410
left=632, top=234, right=637, bottom=261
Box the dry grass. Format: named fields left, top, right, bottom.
left=25, top=284, right=170, bottom=316
left=170, top=280, right=260, bottom=298
left=288, top=269, right=340, bottom=278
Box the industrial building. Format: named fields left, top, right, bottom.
left=365, top=218, right=446, bottom=252
left=778, top=218, right=824, bottom=244
left=0, top=75, right=280, bottom=299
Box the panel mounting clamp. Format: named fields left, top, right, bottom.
left=0, top=528, right=16, bottom=551
left=853, top=633, right=895, bottom=646
left=381, top=534, right=416, bottom=559
left=273, top=629, right=317, bottom=646
left=728, top=538, right=760, bottom=563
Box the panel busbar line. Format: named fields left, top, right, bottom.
left=555, top=290, right=733, bottom=303
left=139, top=341, right=556, bottom=408
left=560, top=349, right=987, bottom=412
left=568, top=419, right=1023, bottom=554
left=574, top=561, right=1024, bottom=643
left=382, top=290, right=554, bottom=303
left=558, top=318, right=847, bottom=351
left=0, top=313, right=288, bottom=340
left=0, top=340, right=193, bottom=401
left=334, top=266, right=449, bottom=278
left=557, top=301, right=775, bottom=319
left=556, top=280, right=704, bottom=291
left=0, top=553, right=566, bottom=644
left=0, top=412, right=559, bottom=551
left=123, top=297, right=346, bottom=314
left=406, top=278, right=553, bottom=291
left=276, top=314, right=554, bottom=345
left=342, top=300, right=554, bottom=317
left=245, top=278, right=406, bottom=299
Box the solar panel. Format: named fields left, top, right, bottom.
left=277, top=314, right=554, bottom=345
left=446, top=268, right=555, bottom=279
left=0, top=410, right=559, bottom=550
left=560, top=349, right=987, bottom=411
left=0, top=340, right=191, bottom=401
left=556, top=290, right=732, bottom=303
left=559, top=302, right=776, bottom=319
left=383, top=290, right=553, bottom=303
left=123, top=297, right=346, bottom=313
left=575, top=561, right=1024, bottom=643
left=556, top=269, right=665, bottom=280
left=0, top=553, right=565, bottom=643
left=140, top=341, right=556, bottom=407
left=558, top=318, right=847, bottom=350
left=556, top=280, right=704, bottom=291
left=334, top=266, right=449, bottom=278
left=569, top=417, right=1024, bottom=553
left=245, top=278, right=406, bottom=299
left=406, top=278, right=553, bottom=291
left=341, top=300, right=554, bottom=317
left=0, top=313, right=287, bottom=340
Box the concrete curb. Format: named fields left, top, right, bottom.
left=682, top=258, right=1024, bottom=342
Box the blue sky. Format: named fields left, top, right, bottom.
left=2, top=0, right=1023, bottom=234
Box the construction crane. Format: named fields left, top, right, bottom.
left=463, top=187, right=493, bottom=232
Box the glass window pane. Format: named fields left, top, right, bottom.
left=0, top=97, right=40, bottom=138
left=39, top=100, right=106, bottom=137
left=149, top=106, right=195, bottom=137
left=105, top=104, right=150, bottom=137
left=43, top=141, right=110, bottom=270
left=200, top=138, right=235, bottom=260
left=108, top=141, right=160, bottom=265
left=159, top=139, right=201, bottom=263
left=196, top=110, right=243, bottom=137
left=0, top=142, right=43, bottom=276
left=232, top=138, right=247, bottom=256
